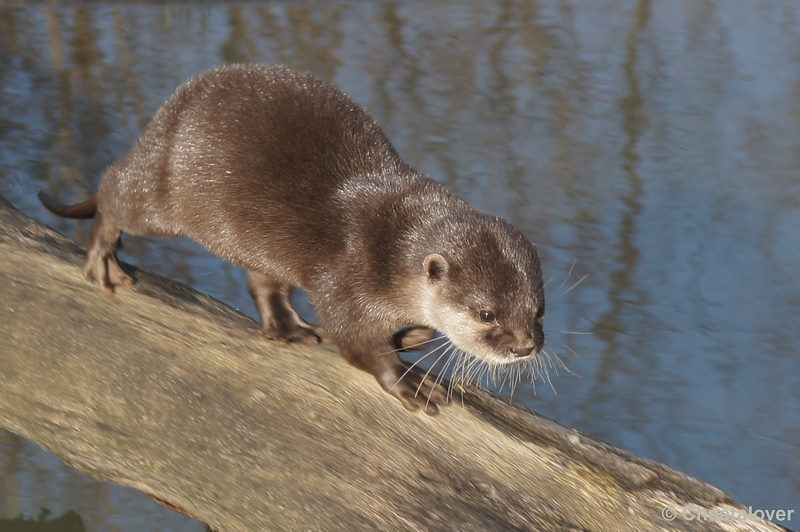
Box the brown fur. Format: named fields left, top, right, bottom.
left=39, top=64, right=545, bottom=415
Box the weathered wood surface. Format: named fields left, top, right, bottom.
left=0, top=195, right=788, bottom=532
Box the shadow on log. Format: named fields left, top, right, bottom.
left=0, top=195, right=790, bottom=532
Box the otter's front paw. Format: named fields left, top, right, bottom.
left=385, top=364, right=450, bottom=415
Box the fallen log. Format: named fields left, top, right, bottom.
left=0, top=195, right=788, bottom=532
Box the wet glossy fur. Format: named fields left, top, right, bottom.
left=39, top=64, right=545, bottom=415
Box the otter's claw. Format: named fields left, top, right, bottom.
left=387, top=364, right=449, bottom=415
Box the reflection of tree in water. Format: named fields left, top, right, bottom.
left=586, top=0, right=652, bottom=416
left=220, top=6, right=256, bottom=64
left=0, top=508, right=85, bottom=532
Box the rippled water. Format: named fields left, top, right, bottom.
left=1, top=1, right=799, bottom=530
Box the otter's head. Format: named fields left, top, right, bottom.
left=419, top=218, right=545, bottom=366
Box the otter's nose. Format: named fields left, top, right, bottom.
left=508, top=346, right=534, bottom=358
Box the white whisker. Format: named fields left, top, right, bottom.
left=391, top=343, right=445, bottom=392
left=376, top=334, right=442, bottom=357
left=417, top=342, right=455, bottom=399
left=558, top=273, right=588, bottom=298
left=557, top=259, right=577, bottom=292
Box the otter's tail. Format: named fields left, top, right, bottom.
left=38, top=191, right=97, bottom=219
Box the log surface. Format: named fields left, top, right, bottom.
left=0, top=196, right=787, bottom=532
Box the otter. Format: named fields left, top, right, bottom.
left=38, top=64, right=545, bottom=415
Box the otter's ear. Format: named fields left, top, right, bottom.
left=423, top=254, right=449, bottom=282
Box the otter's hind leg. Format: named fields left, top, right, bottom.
left=84, top=211, right=134, bottom=295
left=246, top=270, right=331, bottom=346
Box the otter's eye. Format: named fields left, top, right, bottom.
left=479, top=310, right=496, bottom=324
left=535, top=305, right=545, bottom=322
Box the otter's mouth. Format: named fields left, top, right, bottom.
left=441, top=329, right=540, bottom=367
left=448, top=341, right=540, bottom=366
left=441, top=342, right=566, bottom=397
left=482, top=349, right=539, bottom=366
left=404, top=331, right=565, bottom=399
left=505, top=346, right=538, bottom=360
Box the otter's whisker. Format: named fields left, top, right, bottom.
left=391, top=341, right=450, bottom=392
left=456, top=356, right=470, bottom=385
left=529, top=357, right=539, bottom=396
left=557, top=273, right=588, bottom=298
left=508, top=364, right=522, bottom=400
left=546, top=342, right=581, bottom=372
left=417, top=341, right=456, bottom=399
left=543, top=346, right=574, bottom=377
left=375, top=335, right=443, bottom=357
left=477, top=358, right=490, bottom=380
left=464, top=355, right=484, bottom=387
left=422, top=346, right=452, bottom=410
left=541, top=355, right=557, bottom=395
left=507, top=364, right=517, bottom=387
left=450, top=351, right=468, bottom=407
left=435, top=343, right=459, bottom=390
left=499, top=365, right=513, bottom=398
left=484, top=363, right=497, bottom=388
left=553, top=341, right=579, bottom=358
left=456, top=354, right=476, bottom=393
left=446, top=350, right=469, bottom=403
left=517, top=361, right=528, bottom=390
left=447, top=349, right=464, bottom=401
left=483, top=362, right=495, bottom=388
left=535, top=278, right=552, bottom=302
left=556, top=259, right=577, bottom=293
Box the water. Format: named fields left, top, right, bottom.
left=1, top=1, right=799, bottom=530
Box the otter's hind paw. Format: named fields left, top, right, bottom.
left=260, top=323, right=331, bottom=347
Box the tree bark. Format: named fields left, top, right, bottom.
left=0, top=195, right=788, bottom=532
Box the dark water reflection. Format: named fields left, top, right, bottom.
left=1, top=1, right=799, bottom=529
